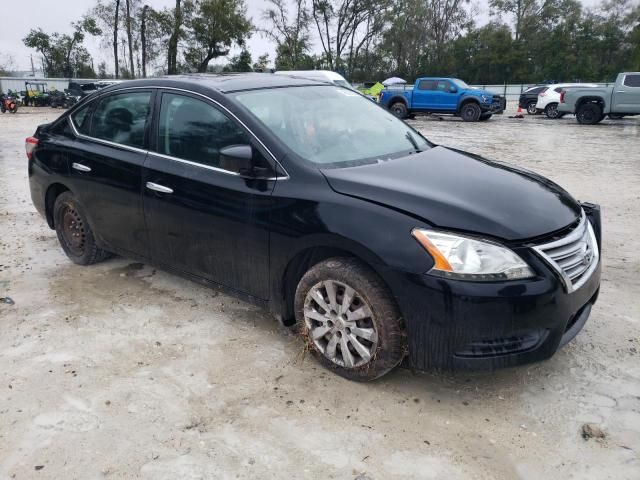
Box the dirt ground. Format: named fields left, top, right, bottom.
left=0, top=105, right=639, bottom=480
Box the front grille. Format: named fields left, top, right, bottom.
left=533, top=212, right=599, bottom=293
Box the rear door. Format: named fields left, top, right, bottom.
left=142, top=90, right=277, bottom=299
left=66, top=89, right=153, bottom=257
left=412, top=80, right=438, bottom=109
left=612, top=74, right=640, bottom=113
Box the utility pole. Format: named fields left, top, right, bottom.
left=30, top=54, right=35, bottom=76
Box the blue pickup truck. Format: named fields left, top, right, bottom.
left=379, top=78, right=505, bottom=121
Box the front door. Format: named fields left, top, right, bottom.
left=142, top=91, right=277, bottom=299
left=66, top=90, right=153, bottom=257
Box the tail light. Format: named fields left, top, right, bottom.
left=25, top=137, right=38, bottom=160
left=560, top=90, right=566, bottom=103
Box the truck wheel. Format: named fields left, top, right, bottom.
left=295, top=257, right=406, bottom=381
left=479, top=113, right=492, bottom=121
left=461, top=103, right=481, bottom=122
left=526, top=102, right=537, bottom=115
left=390, top=102, right=408, bottom=119
left=544, top=103, right=560, bottom=119
left=608, top=113, right=624, bottom=120
left=576, top=103, right=603, bottom=125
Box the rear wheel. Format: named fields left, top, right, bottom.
left=460, top=102, right=481, bottom=122
left=295, top=257, right=406, bottom=381
left=389, top=102, right=408, bottom=119
left=526, top=101, right=537, bottom=115
left=544, top=102, right=560, bottom=119
left=576, top=103, right=603, bottom=125
left=53, top=192, right=111, bottom=265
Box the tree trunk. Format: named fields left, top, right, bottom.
left=141, top=5, right=148, bottom=78
left=114, top=0, right=120, bottom=78
left=168, top=0, right=182, bottom=74
left=125, top=0, right=135, bottom=78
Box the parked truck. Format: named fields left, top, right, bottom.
left=558, top=72, right=640, bottom=124
left=378, top=77, right=505, bottom=121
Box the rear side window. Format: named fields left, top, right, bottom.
left=157, top=93, right=251, bottom=173
left=70, top=103, right=92, bottom=135
left=525, top=86, right=544, bottom=94
left=90, top=91, right=151, bottom=148
left=417, top=80, right=436, bottom=90
left=623, top=75, right=640, bottom=87
left=554, top=87, right=564, bottom=93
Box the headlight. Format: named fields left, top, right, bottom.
left=412, top=229, right=535, bottom=281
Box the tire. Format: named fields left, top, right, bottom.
left=10, top=106, right=17, bottom=113
left=53, top=191, right=111, bottom=265
left=479, top=113, right=492, bottom=121
left=294, top=257, right=406, bottom=381
left=389, top=102, right=408, bottom=119
left=608, top=113, right=624, bottom=120
left=0, top=107, right=5, bottom=113
left=460, top=102, right=481, bottom=122
left=544, top=103, right=560, bottom=119
left=576, top=103, right=603, bottom=125
left=526, top=102, right=537, bottom=115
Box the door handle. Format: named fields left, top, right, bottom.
left=146, top=182, right=173, bottom=194
left=615, top=90, right=625, bottom=93
left=72, top=162, right=91, bottom=172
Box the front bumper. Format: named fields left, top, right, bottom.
left=380, top=210, right=602, bottom=372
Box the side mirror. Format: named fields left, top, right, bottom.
left=219, top=144, right=253, bottom=174
left=449, top=86, right=458, bottom=93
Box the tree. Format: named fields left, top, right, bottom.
left=0, top=54, right=15, bottom=76
left=125, top=0, right=136, bottom=77
left=262, top=0, right=312, bottom=70
left=224, top=48, right=253, bottom=71
left=23, top=18, right=101, bottom=77
left=252, top=53, right=270, bottom=71
left=168, top=0, right=183, bottom=74
left=184, top=0, right=253, bottom=73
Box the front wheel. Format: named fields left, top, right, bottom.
left=53, top=192, right=112, bottom=265
left=295, top=257, right=406, bottom=381
left=576, top=103, right=603, bottom=125
left=460, top=103, right=481, bottom=122
left=389, top=102, right=408, bottom=119
left=544, top=103, right=561, bottom=119
left=479, top=113, right=492, bottom=121
left=608, top=113, right=624, bottom=120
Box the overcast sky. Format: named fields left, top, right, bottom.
left=0, top=0, right=603, bottom=73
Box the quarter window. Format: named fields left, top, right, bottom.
left=157, top=93, right=252, bottom=172
left=70, top=103, right=92, bottom=135
left=90, top=91, right=151, bottom=148
left=623, top=75, right=640, bottom=87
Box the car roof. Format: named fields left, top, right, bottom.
left=99, top=73, right=328, bottom=94
left=274, top=70, right=346, bottom=82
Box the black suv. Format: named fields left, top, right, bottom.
left=26, top=74, right=601, bottom=380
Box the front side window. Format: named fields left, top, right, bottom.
left=234, top=86, right=430, bottom=167
left=623, top=75, right=640, bottom=87
left=437, top=81, right=453, bottom=92
left=90, top=91, right=151, bottom=148
left=157, top=93, right=252, bottom=172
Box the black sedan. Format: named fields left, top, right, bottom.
left=518, top=85, right=547, bottom=114
left=26, top=74, right=601, bottom=380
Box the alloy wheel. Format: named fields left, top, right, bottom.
left=527, top=103, right=537, bottom=115
left=303, top=280, right=378, bottom=368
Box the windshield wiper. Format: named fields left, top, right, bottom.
left=405, top=132, right=422, bottom=153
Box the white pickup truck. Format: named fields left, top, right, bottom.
left=558, top=72, right=640, bottom=124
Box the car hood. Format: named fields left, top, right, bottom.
left=469, top=88, right=497, bottom=97
left=321, top=146, right=581, bottom=242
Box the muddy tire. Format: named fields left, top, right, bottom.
left=294, top=257, right=406, bottom=381
left=389, top=102, right=408, bottom=119
left=526, top=101, right=537, bottom=115
left=53, top=191, right=111, bottom=265
left=544, top=102, right=560, bottom=119
left=460, top=102, right=481, bottom=122
left=576, top=103, right=603, bottom=125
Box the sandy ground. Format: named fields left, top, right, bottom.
left=0, top=105, right=639, bottom=480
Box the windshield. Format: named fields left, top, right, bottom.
left=234, top=86, right=429, bottom=166
left=452, top=79, right=469, bottom=89
left=333, top=79, right=352, bottom=89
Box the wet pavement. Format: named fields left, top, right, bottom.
left=0, top=106, right=639, bottom=479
